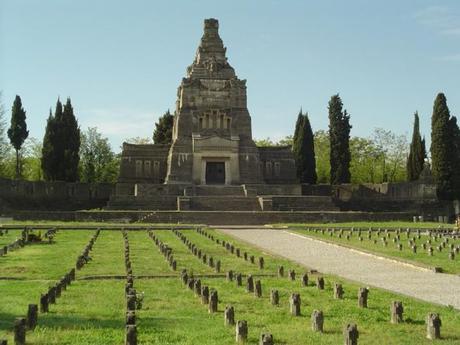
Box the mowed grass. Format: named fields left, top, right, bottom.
left=0, top=229, right=23, bottom=247
left=290, top=227, right=460, bottom=273
left=282, top=221, right=455, bottom=229
left=0, top=225, right=459, bottom=344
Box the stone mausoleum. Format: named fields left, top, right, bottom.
left=106, top=18, right=445, bottom=220
left=119, top=18, right=296, bottom=187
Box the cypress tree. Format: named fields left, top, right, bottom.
left=54, top=99, right=65, bottom=181
left=61, top=98, right=80, bottom=182
left=299, top=113, right=317, bottom=184
left=153, top=110, right=174, bottom=144
left=7, top=95, right=29, bottom=178
left=448, top=116, right=460, bottom=200
left=293, top=108, right=303, bottom=146
left=292, top=110, right=317, bottom=184
left=430, top=93, right=453, bottom=199
left=407, top=112, right=426, bottom=181
left=328, top=94, right=351, bottom=184
left=292, top=110, right=304, bottom=178
left=41, top=109, right=58, bottom=181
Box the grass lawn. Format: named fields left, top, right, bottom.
left=0, top=224, right=459, bottom=344
left=290, top=226, right=460, bottom=274
left=281, top=221, right=456, bottom=229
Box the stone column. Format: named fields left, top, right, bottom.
left=278, top=266, right=284, bottom=277
left=14, top=318, right=26, bottom=345
left=126, top=311, right=136, bottom=325
left=127, top=295, right=136, bottom=311
left=125, top=324, right=137, bottom=345
left=254, top=280, right=262, bottom=297
left=226, top=270, right=234, bottom=281
left=390, top=301, right=404, bottom=324
left=40, top=293, right=49, bottom=313
left=258, top=257, right=264, bottom=269
left=358, top=288, right=369, bottom=308
left=343, top=323, right=359, bottom=345
left=259, top=333, right=274, bottom=345
left=26, top=304, right=38, bottom=330
left=270, top=289, right=279, bottom=306
left=426, top=313, right=441, bottom=340
left=246, top=275, right=254, bottom=293
left=201, top=286, right=209, bottom=305
left=209, top=290, right=218, bottom=313
left=311, top=310, right=324, bottom=332
left=316, top=277, right=325, bottom=290
left=224, top=305, right=235, bottom=326
left=194, top=279, right=202, bottom=297
left=301, top=273, right=309, bottom=287
left=289, top=293, right=301, bottom=316
left=236, top=320, right=248, bottom=343
left=236, top=273, right=242, bottom=287
left=334, top=283, right=344, bottom=299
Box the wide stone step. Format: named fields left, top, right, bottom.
left=188, top=185, right=246, bottom=196
left=272, top=196, right=339, bottom=211
left=188, top=196, right=261, bottom=211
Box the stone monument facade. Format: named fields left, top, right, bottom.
left=118, top=18, right=297, bottom=186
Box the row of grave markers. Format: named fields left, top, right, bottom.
left=0, top=228, right=56, bottom=257
left=0, top=229, right=100, bottom=345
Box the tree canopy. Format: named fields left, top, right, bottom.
left=153, top=110, right=174, bottom=144
left=328, top=94, right=351, bottom=184
left=8, top=95, right=29, bottom=178
left=407, top=112, right=426, bottom=181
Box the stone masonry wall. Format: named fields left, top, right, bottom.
left=0, top=178, right=113, bottom=212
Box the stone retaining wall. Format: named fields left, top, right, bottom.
left=8, top=210, right=415, bottom=225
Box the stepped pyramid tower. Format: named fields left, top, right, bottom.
left=117, top=19, right=296, bottom=187
left=165, top=18, right=262, bottom=184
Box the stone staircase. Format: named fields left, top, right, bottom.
left=271, top=196, right=339, bottom=211
left=186, top=185, right=246, bottom=196
left=185, top=196, right=261, bottom=211
left=106, top=195, right=177, bottom=210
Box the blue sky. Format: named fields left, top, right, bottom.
left=1, top=0, right=459, bottom=151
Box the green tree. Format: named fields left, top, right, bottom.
left=448, top=116, right=460, bottom=200
left=314, top=130, right=330, bottom=183
left=21, top=138, right=43, bottom=181
left=407, top=112, right=426, bottom=181
left=80, top=127, right=119, bottom=183
left=349, top=136, right=384, bottom=184
left=328, top=94, right=351, bottom=184
left=293, top=112, right=317, bottom=184
left=153, top=110, right=174, bottom=144
left=61, top=98, right=80, bottom=182
left=41, top=108, right=59, bottom=181
left=0, top=92, right=10, bottom=177
left=430, top=93, right=454, bottom=199
left=7, top=95, right=29, bottom=178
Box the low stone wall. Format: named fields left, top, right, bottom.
left=0, top=178, right=113, bottom=212
left=9, top=210, right=416, bottom=225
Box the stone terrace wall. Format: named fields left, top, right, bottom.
left=9, top=210, right=415, bottom=225
left=0, top=178, right=113, bottom=212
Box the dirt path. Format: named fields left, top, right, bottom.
left=217, top=227, right=460, bottom=309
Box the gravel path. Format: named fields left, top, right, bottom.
left=218, top=227, right=460, bottom=309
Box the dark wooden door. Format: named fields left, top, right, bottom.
left=206, top=162, right=225, bottom=184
